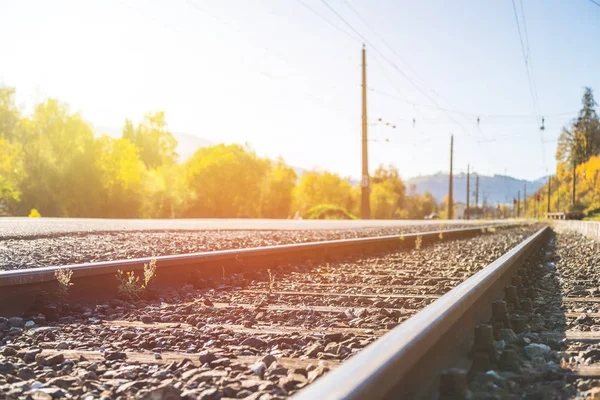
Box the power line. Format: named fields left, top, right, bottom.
left=369, top=87, right=577, bottom=119
left=589, top=0, right=600, bottom=7
left=342, top=0, right=445, bottom=105
left=319, top=0, right=473, bottom=138
left=511, top=0, right=540, bottom=124
left=295, top=0, right=362, bottom=43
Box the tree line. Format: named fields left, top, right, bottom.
left=525, top=87, right=600, bottom=219
left=0, top=87, right=438, bottom=219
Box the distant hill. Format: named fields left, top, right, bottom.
left=407, top=172, right=548, bottom=205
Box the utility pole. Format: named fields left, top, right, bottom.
left=483, top=192, right=487, bottom=219
left=466, top=164, right=470, bottom=220
left=448, top=135, right=454, bottom=220
left=475, top=174, right=479, bottom=210
left=517, top=190, right=521, bottom=218
left=572, top=158, right=577, bottom=207
left=360, top=45, right=370, bottom=219
left=523, top=184, right=527, bottom=217
left=547, top=176, right=551, bottom=214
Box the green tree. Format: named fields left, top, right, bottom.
left=556, top=87, right=600, bottom=166
left=141, top=164, right=184, bottom=218
left=183, top=144, right=269, bottom=217
left=15, top=99, right=100, bottom=216
left=261, top=159, right=297, bottom=218
left=0, top=138, right=25, bottom=208
left=292, top=171, right=356, bottom=215
left=371, top=180, right=402, bottom=219
left=96, top=136, right=145, bottom=217
left=122, top=112, right=178, bottom=169
left=0, top=87, right=21, bottom=143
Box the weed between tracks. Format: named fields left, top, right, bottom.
left=116, top=258, right=157, bottom=298
left=415, top=235, right=423, bottom=250
left=267, top=268, right=275, bottom=294
left=54, top=268, right=73, bottom=297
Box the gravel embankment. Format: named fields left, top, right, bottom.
left=466, top=230, right=600, bottom=399
left=0, top=224, right=485, bottom=270
left=0, top=227, right=535, bottom=399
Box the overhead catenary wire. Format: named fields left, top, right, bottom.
left=342, top=0, right=447, bottom=105
left=295, top=0, right=362, bottom=43
left=588, top=0, right=600, bottom=8
left=369, top=87, right=577, bottom=120
left=511, top=0, right=541, bottom=125
left=319, top=0, right=474, bottom=139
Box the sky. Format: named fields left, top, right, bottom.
left=1, top=0, right=599, bottom=181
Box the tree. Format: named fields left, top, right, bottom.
left=371, top=181, right=401, bottom=219
left=16, top=99, right=100, bottom=216
left=0, top=87, right=21, bottom=142
left=122, top=112, right=178, bottom=169
left=183, top=144, right=269, bottom=217
left=261, top=159, right=297, bottom=218
left=292, top=171, right=356, bottom=215
left=440, top=194, right=453, bottom=219
left=372, top=164, right=406, bottom=208
left=419, top=191, right=438, bottom=217
left=96, top=136, right=146, bottom=217
left=0, top=138, right=25, bottom=209
left=556, top=87, right=600, bottom=166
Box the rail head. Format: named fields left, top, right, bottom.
left=292, top=225, right=549, bottom=400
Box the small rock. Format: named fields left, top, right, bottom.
left=0, top=362, right=16, bottom=374
left=140, top=384, right=182, bottom=400
left=241, top=337, right=267, bottom=349
left=261, top=354, right=277, bottom=367
left=280, top=373, right=308, bottom=390
left=325, top=332, right=343, bottom=342
left=2, top=347, right=17, bottom=357
left=248, top=361, right=267, bottom=378
left=56, top=342, right=69, bottom=350
left=154, top=353, right=162, bottom=360
left=198, top=350, right=216, bottom=365
left=17, top=367, right=36, bottom=380
left=8, top=317, right=24, bottom=328
left=29, top=388, right=66, bottom=399
left=45, top=376, right=78, bottom=389
left=36, top=353, right=65, bottom=366
left=24, top=320, right=36, bottom=329
left=104, top=351, right=127, bottom=361
left=524, top=343, right=551, bottom=360
left=498, top=329, right=519, bottom=345
left=121, top=332, right=137, bottom=340
left=308, top=365, right=329, bottom=383
left=198, top=387, right=220, bottom=400
left=304, top=343, right=323, bottom=358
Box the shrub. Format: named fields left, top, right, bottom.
left=28, top=208, right=41, bottom=218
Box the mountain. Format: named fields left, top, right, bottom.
left=407, top=172, right=548, bottom=205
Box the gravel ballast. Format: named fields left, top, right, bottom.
left=1, top=224, right=488, bottom=270
left=464, top=230, right=600, bottom=399
left=0, top=226, right=536, bottom=399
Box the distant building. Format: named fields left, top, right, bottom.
left=454, top=202, right=466, bottom=219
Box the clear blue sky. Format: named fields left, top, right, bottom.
left=1, top=0, right=599, bottom=181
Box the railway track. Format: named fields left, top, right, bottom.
left=0, top=223, right=556, bottom=399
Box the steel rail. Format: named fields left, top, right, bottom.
left=0, top=223, right=516, bottom=316
left=292, top=225, right=549, bottom=400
